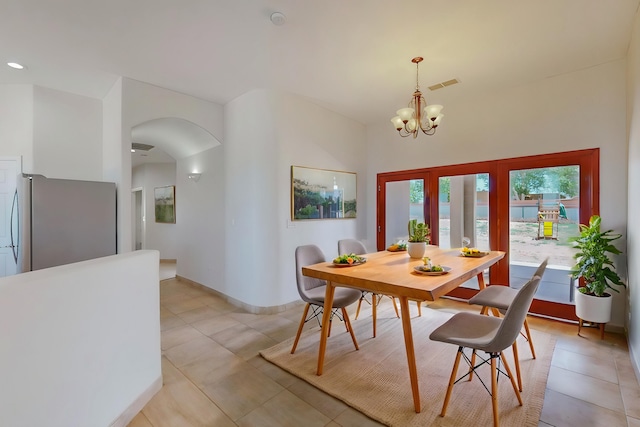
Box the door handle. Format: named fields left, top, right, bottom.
left=11, top=189, right=19, bottom=263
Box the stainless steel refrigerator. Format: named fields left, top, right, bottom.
left=11, top=174, right=117, bottom=273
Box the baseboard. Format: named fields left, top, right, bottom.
left=160, top=259, right=176, bottom=264
left=175, top=275, right=301, bottom=314
left=109, top=375, right=162, bottom=427
left=629, top=340, right=640, bottom=386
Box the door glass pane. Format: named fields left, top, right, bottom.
left=438, top=173, right=490, bottom=288
left=509, top=166, right=580, bottom=303
left=385, top=179, right=424, bottom=247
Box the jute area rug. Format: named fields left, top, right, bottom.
left=260, top=305, right=555, bottom=427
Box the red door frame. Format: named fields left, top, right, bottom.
left=376, top=148, right=599, bottom=321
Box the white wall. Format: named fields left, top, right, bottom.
left=366, top=59, right=629, bottom=328
left=132, top=163, right=178, bottom=259
left=221, top=90, right=367, bottom=309
left=0, top=250, right=161, bottom=427
left=0, top=85, right=103, bottom=181
left=103, top=78, right=128, bottom=253
left=626, top=8, right=640, bottom=380
left=121, top=78, right=224, bottom=270
left=122, top=79, right=224, bottom=138
left=0, top=84, right=33, bottom=172
left=33, top=86, right=103, bottom=180
left=176, top=147, right=225, bottom=290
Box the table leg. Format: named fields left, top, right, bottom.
left=478, top=272, right=501, bottom=317
left=317, top=281, right=336, bottom=376
left=399, top=296, right=421, bottom=413
left=372, top=293, right=377, bottom=338
left=477, top=272, right=487, bottom=290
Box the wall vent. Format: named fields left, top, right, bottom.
left=132, top=142, right=154, bottom=151
left=428, top=78, right=460, bottom=91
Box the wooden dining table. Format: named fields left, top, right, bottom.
left=302, top=245, right=505, bottom=413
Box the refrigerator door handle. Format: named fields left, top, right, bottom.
left=10, top=189, right=19, bottom=263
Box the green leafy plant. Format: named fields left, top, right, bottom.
left=569, top=215, right=625, bottom=297
left=333, top=253, right=366, bottom=265
left=408, top=219, right=430, bottom=243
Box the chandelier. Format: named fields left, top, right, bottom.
left=390, top=57, right=444, bottom=138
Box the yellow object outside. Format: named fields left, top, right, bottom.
left=543, top=222, right=553, bottom=236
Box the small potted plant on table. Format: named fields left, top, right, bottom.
left=407, top=219, right=430, bottom=258
left=570, top=215, right=625, bottom=338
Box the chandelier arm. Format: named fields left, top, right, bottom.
left=420, top=126, right=436, bottom=136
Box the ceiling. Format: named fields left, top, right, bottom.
left=2, top=1, right=639, bottom=146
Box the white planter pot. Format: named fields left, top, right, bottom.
left=407, top=242, right=427, bottom=259
left=575, top=291, right=612, bottom=324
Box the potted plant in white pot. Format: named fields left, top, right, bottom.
left=407, top=219, right=430, bottom=258
left=570, top=215, right=625, bottom=336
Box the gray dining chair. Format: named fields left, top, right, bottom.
left=468, top=257, right=548, bottom=391
left=429, top=275, right=542, bottom=427
left=291, top=244, right=361, bottom=354
left=337, top=239, right=400, bottom=337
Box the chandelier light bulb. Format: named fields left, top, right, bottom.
left=390, top=116, right=404, bottom=130
left=396, top=108, right=414, bottom=122
left=424, top=104, right=443, bottom=120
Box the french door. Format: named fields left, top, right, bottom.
left=377, top=149, right=599, bottom=321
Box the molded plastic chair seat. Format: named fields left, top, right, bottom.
left=430, top=276, right=541, bottom=427
left=291, top=244, right=361, bottom=354
left=429, top=312, right=504, bottom=351
left=304, top=286, right=364, bottom=306
left=469, top=286, right=520, bottom=311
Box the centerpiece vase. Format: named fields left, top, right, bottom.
left=407, top=242, right=427, bottom=259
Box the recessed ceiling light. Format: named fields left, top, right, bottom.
left=131, top=149, right=136, bottom=153
left=7, top=62, right=25, bottom=70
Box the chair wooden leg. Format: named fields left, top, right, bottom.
left=500, top=352, right=523, bottom=405
left=490, top=356, right=499, bottom=427
left=441, top=348, right=462, bottom=417
left=523, top=318, right=536, bottom=359
left=391, top=297, right=400, bottom=318
left=372, top=294, right=377, bottom=338
left=512, top=341, right=522, bottom=392
left=468, top=349, right=477, bottom=382
left=416, top=300, right=422, bottom=316
left=291, top=303, right=310, bottom=354
left=355, top=295, right=364, bottom=320
left=342, top=308, right=359, bottom=350
left=480, top=305, right=489, bottom=315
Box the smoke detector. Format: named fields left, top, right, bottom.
left=270, top=12, right=286, bottom=26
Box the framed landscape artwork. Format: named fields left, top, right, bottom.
left=291, top=166, right=357, bottom=220
left=154, top=185, right=176, bottom=223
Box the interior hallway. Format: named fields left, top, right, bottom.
left=128, top=265, right=640, bottom=427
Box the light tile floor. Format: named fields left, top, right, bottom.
left=129, top=270, right=640, bottom=427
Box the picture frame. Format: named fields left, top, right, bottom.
left=291, top=166, right=357, bottom=220
left=154, top=185, right=176, bottom=223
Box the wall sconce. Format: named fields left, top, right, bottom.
left=188, top=173, right=202, bottom=182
